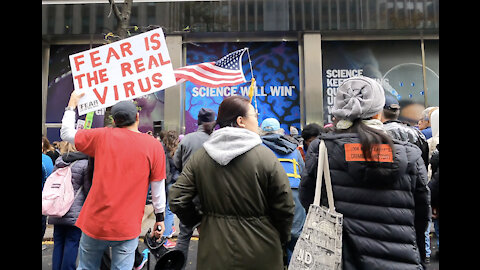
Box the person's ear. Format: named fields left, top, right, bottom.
left=236, top=116, right=246, bottom=128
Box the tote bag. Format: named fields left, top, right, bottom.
left=289, top=140, right=343, bottom=270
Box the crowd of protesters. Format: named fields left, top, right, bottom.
left=42, top=75, right=438, bottom=270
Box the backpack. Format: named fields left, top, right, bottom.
left=42, top=161, right=82, bottom=217
left=277, top=150, right=302, bottom=189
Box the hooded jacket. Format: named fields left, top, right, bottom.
left=261, top=133, right=305, bottom=188
left=261, top=133, right=299, bottom=156
left=48, top=152, right=92, bottom=226
left=169, top=127, right=294, bottom=270
left=299, top=132, right=430, bottom=270
left=383, top=120, right=429, bottom=166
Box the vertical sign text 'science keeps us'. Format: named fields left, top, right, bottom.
left=69, top=28, right=176, bottom=116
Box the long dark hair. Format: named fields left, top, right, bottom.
left=337, top=118, right=394, bottom=161
left=203, top=96, right=251, bottom=135
left=163, top=130, right=179, bottom=157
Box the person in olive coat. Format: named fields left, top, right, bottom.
left=169, top=96, right=295, bottom=270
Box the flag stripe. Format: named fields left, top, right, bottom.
left=175, top=78, right=187, bottom=84
left=173, top=48, right=247, bottom=88
left=174, top=67, right=244, bottom=83
left=174, top=70, right=246, bottom=88
left=176, top=62, right=241, bottom=76
left=177, top=75, right=245, bottom=88
left=195, top=63, right=242, bottom=76
left=173, top=69, right=242, bottom=82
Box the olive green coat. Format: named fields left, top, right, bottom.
left=169, top=127, right=294, bottom=270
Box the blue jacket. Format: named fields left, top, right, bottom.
left=42, top=153, right=53, bottom=190
left=261, top=133, right=305, bottom=188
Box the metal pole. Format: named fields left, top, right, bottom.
left=246, top=48, right=258, bottom=112
left=421, top=39, right=428, bottom=106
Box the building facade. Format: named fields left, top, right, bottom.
left=42, top=0, right=439, bottom=141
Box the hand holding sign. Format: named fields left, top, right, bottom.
left=67, top=90, right=85, bottom=108
left=69, top=28, right=176, bottom=116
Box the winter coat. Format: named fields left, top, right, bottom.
left=261, top=133, right=305, bottom=188
left=169, top=127, right=294, bottom=270
left=299, top=132, right=430, bottom=270
left=383, top=120, right=429, bottom=166
left=173, top=125, right=211, bottom=171
left=428, top=145, right=439, bottom=212
left=160, top=141, right=179, bottom=185
left=42, top=153, right=54, bottom=190
left=48, top=152, right=92, bottom=226
left=261, top=133, right=307, bottom=240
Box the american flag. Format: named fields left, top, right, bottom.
left=174, top=48, right=247, bottom=88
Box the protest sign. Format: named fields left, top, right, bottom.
left=69, top=28, right=176, bottom=115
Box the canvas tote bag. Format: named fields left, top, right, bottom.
left=289, top=140, right=343, bottom=270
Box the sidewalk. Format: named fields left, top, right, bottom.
left=42, top=205, right=200, bottom=270
left=42, top=204, right=199, bottom=241
left=42, top=207, right=438, bottom=270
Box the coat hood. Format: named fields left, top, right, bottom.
left=430, top=109, right=439, bottom=139
left=55, top=151, right=89, bottom=168
left=203, top=127, right=262, bottom=166
left=261, top=133, right=297, bottom=155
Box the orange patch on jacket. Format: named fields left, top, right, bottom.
left=344, top=143, right=393, bottom=162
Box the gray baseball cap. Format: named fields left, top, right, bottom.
left=111, top=101, right=138, bottom=127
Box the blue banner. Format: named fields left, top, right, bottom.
left=184, top=41, right=300, bottom=134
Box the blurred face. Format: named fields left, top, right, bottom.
left=417, top=119, right=430, bottom=130
left=400, top=103, right=425, bottom=126
left=304, top=136, right=316, bottom=148
left=236, top=104, right=259, bottom=134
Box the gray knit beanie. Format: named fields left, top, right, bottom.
left=332, top=76, right=386, bottom=121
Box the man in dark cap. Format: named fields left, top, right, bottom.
left=173, top=108, right=216, bottom=171
left=172, top=107, right=216, bottom=269
left=60, top=91, right=167, bottom=270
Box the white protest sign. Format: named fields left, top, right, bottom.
left=69, top=28, right=176, bottom=115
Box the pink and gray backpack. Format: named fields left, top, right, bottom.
left=42, top=161, right=82, bottom=217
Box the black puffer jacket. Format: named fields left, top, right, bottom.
left=428, top=145, right=439, bottom=212
left=299, top=132, right=430, bottom=270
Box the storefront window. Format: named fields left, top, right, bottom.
left=183, top=41, right=300, bottom=134
left=321, top=40, right=439, bottom=125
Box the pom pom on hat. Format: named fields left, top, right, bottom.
left=332, top=76, right=386, bottom=121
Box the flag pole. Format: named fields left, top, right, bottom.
left=246, top=47, right=254, bottom=79
left=245, top=48, right=258, bottom=112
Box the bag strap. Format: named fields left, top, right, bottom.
left=69, top=160, right=79, bottom=168
left=74, top=185, right=84, bottom=198
left=69, top=160, right=84, bottom=199
left=313, top=140, right=335, bottom=211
